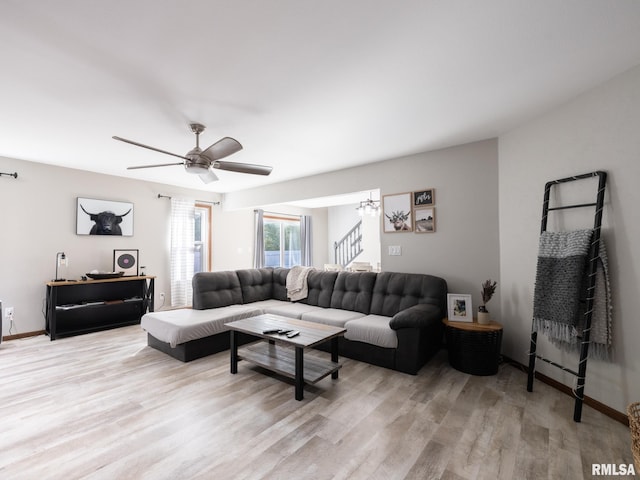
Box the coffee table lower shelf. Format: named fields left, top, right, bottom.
left=239, top=342, right=342, bottom=384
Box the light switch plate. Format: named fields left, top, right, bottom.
left=388, top=245, right=401, bottom=256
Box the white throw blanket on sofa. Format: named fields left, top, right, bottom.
left=286, top=266, right=314, bottom=301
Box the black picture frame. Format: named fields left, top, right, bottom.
left=113, top=249, right=139, bottom=276
left=413, top=189, right=435, bottom=207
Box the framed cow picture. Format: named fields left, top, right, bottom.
left=382, top=192, right=413, bottom=233
left=76, top=197, right=134, bottom=236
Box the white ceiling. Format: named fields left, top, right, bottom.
left=2, top=1, right=640, bottom=194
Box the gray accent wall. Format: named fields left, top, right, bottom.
left=499, top=64, right=640, bottom=413
left=224, top=139, right=501, bottom=321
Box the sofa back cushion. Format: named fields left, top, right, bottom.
left=272, top=267, right=290, bottom=301
left=330, top=271, right=377, bottom=314
left=192, top=271, right=243, bottom=310
left=370, top=272, right=447, bottom=317
left=236, top=268, right=274, bottom=303
left=300, top=270, right=338, bottom=308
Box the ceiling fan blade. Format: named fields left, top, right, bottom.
left=127, top=162, right=184, bottom=170
left=198, top=169, right=219, bottom=184
left=113, top=136, right=189, bottom=161
left=213, top=160, right=273, bottom=176
left=201, top=137, right=243, bottom=161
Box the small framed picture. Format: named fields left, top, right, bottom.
left=413, top=189, right=435, bottom=207
left=382, top=192, right=413, bottom=233
left=447, top=294, right=473, bottom=322
left=414, top=207, right=435, bottom=233
left=113, top=249, right=139, bottom=276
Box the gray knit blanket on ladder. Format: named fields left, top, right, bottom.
left=532, top=229, right=612, bottom=360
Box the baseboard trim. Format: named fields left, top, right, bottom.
left=503, top=355, right=629, bottom=426
left=2, top=330, right=46, bottom=341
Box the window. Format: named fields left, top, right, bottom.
left=263, top=215, right=301, bottom=268
left=194, top=203, right=212, bottom=273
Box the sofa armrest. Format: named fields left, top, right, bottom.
left=389, top=303, right=442, bottom=330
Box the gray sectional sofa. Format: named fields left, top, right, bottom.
left=141, top=267, right=448, bottom=375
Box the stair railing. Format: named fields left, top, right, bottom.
left=334, top=221, right=363, bottom=267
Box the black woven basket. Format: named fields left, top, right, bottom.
left=445, top=326, right=503, bottom=376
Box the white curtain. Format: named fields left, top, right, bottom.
left=300, top=214, right=313, bottom=266
left=170, top=197, right=195, bottom=307
left=253, top=209, right=265, bottom=268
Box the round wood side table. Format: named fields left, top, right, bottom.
left=443, top=318, right=503, bottom=375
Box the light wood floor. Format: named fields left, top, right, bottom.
left=0, top=326, right=633, bottom=480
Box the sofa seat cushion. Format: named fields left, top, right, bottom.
left=262, top=302, right=325, bottom=319
left=247, top=299, right=292, bottom=312
left=301, top=308, right=366, bottom=328
left=344, top=315, right=398, bottom=349
left=141, top=305, right=261, bottom=347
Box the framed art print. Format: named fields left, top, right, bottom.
left=413, top=189, right=435, bottom=207
left=113, top=249, right=139, bottom=276
left=77, top=197, right=134, bottom=236
left=382, top=192, right=413, bottom=233
left=447, top=294, right=473, bottom=322
left=414, top=207, right=435, bottom=233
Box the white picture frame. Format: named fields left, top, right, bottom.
left=447, top=294, right=473, bottom=322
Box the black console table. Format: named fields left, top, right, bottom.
left=45, top=276, right=155, bottom=340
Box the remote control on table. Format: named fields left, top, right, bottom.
left=262, top=328, right=280, bottom=334
left=286, top=330, right=300, bottom=338
left=278, top=329, right=293, bottom=334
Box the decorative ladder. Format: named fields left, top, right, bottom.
left=527, top=171, right=607, bottom=422
left=334, top=221, right=363, bottom=267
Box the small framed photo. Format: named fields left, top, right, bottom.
left=382, top=192, right=413, bottom=233
left=447, top=294, right=473, bottom=322
left=413, top=189, right=435, bottom=207
left=414, top=207, right=435, bottom=233
left=113, top=249, right=139, bottom=276
left=77, top=197, right=134, bottom=236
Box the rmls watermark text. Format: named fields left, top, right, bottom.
left=592, top=464, right=636, bottom=476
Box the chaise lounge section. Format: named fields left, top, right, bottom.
left=141, top=267, right=448, bottom=374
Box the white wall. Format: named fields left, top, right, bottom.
left=0, top=157, right=220, bottom=335
left=499, top=64, right=640, bottom=412
left=224, top=139, right=501, bottom=316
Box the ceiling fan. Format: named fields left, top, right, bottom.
left=113, top=123, right=272, bottom=184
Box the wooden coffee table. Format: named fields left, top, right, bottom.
left=225, top=314, right=346, bottom=400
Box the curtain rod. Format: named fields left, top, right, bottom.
left=254, top=209, right=301, bottom=218
left=1, top=172, right=18, bottom=179
left=158, top=194, right=220, bottom=205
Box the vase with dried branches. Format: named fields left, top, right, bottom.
left=478, top=279, right=497, bottom=324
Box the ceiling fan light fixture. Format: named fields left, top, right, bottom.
left=184, top=162, right=210, bottom=174
left=198, top=169, right=219, bottom=184
left=117, top=122, right=272, bottom=179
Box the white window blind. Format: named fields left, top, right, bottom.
left=170, top=197, right=195, bottom=307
